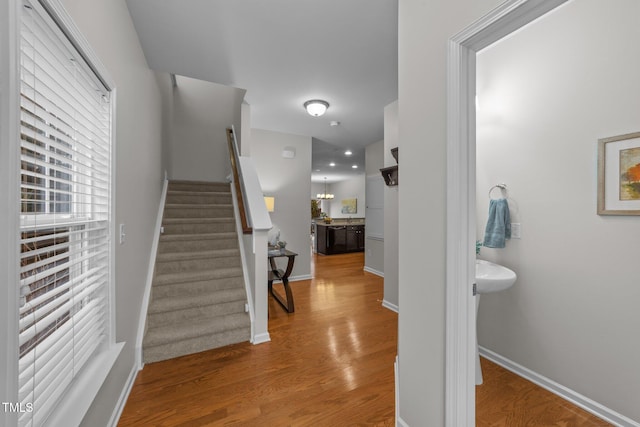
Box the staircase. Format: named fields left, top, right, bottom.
left=142, top=180, right=251, bottom=364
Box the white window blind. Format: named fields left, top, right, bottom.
left=18, top=1, right=112, bottom=426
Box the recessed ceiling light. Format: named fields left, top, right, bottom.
left=329, top=162, right=336, bottom=167
left=330, top=121, right=340, bottom=127
left=345, top=150, right=352, bottom=156
left=352, top=165, right=358, bottom=169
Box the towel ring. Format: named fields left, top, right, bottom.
left=488, top=183, right=507, bottom=199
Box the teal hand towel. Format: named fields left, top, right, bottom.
left=483, top=198, right=511, bottom=248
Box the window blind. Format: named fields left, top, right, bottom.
left=18, top=1, right=112, bottom=426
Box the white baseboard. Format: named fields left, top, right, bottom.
left=363, top=266, right=384, bottom=277
left=252, top=332, right=271, bottom=345
left=135, top=177, right=168, bottom=369
left=288, top=274, right=312, bottom=282
left=479, top=347, right=640, bottom=427
left=382, top=299, right=399, bottom=313
left=107, top=363, right=138, bottom=427
left=397, top=416, right=410, bottom=427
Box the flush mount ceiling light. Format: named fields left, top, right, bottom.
left=344, top=150, right=352, bottom=156
left=304, top=99, right=329, bottom=117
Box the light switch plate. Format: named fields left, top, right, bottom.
left=119, top=223, right=126, bottom=244
left=511, top=223, right=521, bottom=239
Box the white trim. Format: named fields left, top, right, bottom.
left=135, top=177, right=168, bottom=369
left=230, top=179, right=255, bottom=343
left=479, top=347, right=640, bottom=427
left=106, top=363, right=138, bottom=427
left=363, top=266, right=384, bottom=277
left=287, top=274, right=312, bottom=282
left=397, top=417, right=410, bottom=427
left=0, top=1, right=21, bottom=424
left=446, top=23, right=477, bottom=427
left=252, top=332, right=271, bottom=345
left=43, top=342, right=124, bottom=427
left=38, top=0, right=114, bottom=90
left=445, top=1, right=569, bottom=425
left=382, top=300, right=398, bottom=313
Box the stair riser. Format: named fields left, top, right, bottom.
left=155, top=256, right=241, bottom=274
left=166, top=193, right=232, bottom=205
left=164, top=206, right=234, bottom=219
left=168, top=183, right=230, bottom=192
left=158, top=238, right=238, bottom=253
left=143, top=328, right=250, bottom=364
left=162, top=222, right=236, bottom=234
left=148, top=301, right=246, bottom=329
left=153, top=276, right=244, bottom=298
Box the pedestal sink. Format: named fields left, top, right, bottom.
left=475, top=259, right=517, bottom=384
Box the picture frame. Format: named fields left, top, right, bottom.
left=341, top=198, right=357, bottom=214
left=597, top=131, right=640, bottom=215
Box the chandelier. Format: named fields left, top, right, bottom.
left=317, top=177, right=334, bottom=200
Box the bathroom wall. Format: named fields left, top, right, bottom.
left=476, top=0, right=640, bottom=421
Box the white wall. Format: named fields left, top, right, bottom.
left=54, top=1, right=167, bottom=425
left=326, top=175, right=366, bottom=219
left=383, top=102, right=399, bottom=309
left=365, top=140, right=384, bottom=277
left=169, top=76, right=245, bottom=182
left=397, top=0, right=500, bottom=424
left=476, top=0, right=640, bottom=421
left=250, top=129, right=312, bottom=281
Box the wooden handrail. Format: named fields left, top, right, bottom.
left=226, top=128, right=252, bottom=234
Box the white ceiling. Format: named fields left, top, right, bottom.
left=125, top=0, right=398, bottom=183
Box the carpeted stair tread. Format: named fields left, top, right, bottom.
left=156, top=248, right=240, bottom=262
left=158, top=232, right=238, bottom=252
left=162, top=218, right=236, bottom=234
left=165, top=203, right=233, bottom=209
left=153, top=267, right=243, bottom=287
left=153, top=276, right=245, bottom=299
left=160, top=232, right=237, bottom=242
left=149, top=287, right=247, bottom=314
left=143, top=312, right=250, bottom=348
left=143, top=328, right=250, bottom=364
left=168, top=182, right=231, bottom=193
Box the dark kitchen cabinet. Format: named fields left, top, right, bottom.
left=316, top=223, right=365, bottom=255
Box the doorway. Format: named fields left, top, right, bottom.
left=445, top=0, right=569, bottom=423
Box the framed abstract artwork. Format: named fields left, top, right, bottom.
left=341, top=198, right=357, bottom=214
left=597, top=132, right=640, bottom=215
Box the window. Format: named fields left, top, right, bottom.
left=18, top=1, right=112, bottom=425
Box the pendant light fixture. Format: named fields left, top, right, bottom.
left=304, top=99, right=329, bottom=117
left=316, top=177, right=334, bottom=200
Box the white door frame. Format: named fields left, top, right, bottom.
left=445, top=0, right=569, bottom=424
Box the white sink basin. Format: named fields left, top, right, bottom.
left=475, top=260, right=516, bottom=294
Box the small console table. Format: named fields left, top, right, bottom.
left=268, top=249, right=297, bottom=313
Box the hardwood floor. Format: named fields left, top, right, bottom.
left=119, top=251, right=611, bottom=426
left=119, top=252, right=397, bottom=426
left=476, top=358, right=612, bottom=426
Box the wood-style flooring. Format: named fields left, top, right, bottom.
left=119, top=251, right=611, bottom=426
